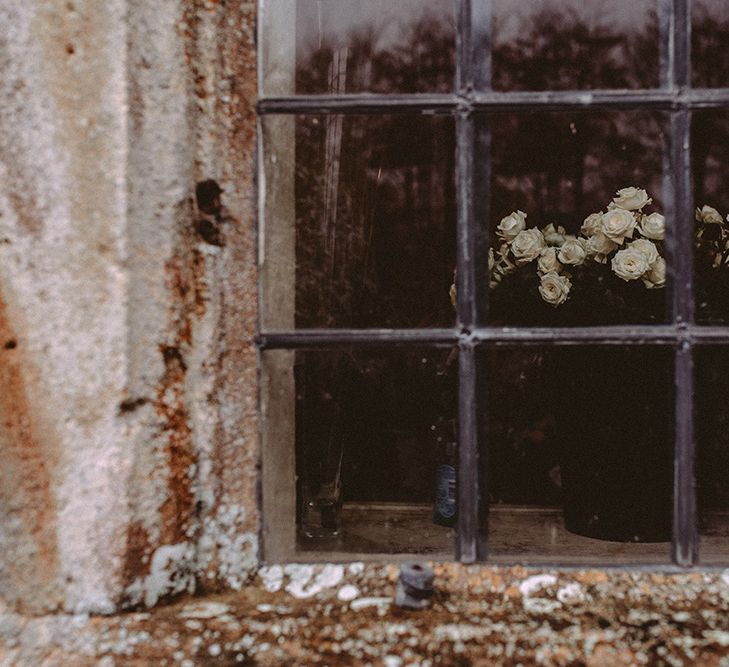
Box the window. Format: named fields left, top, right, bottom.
left=257, top=0, right=729, bottom=566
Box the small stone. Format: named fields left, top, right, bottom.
left=209, top=644, right=222, bottom=657
left=316, top=564, right=344, bottom=588
left=180, top=602, right=231, bottom=619
left=557, top=582, right=586, bottom=604
left=350, top=597, right=392, bottom=611
left=383, top=656, right=403, bottom=667
left=337, top=585, right=360, bottom=601
left=348, top=562, right=365, bottom=575
left=519, top=574, right=557, bottom=597
left=523, top=597, right=561, bottom=615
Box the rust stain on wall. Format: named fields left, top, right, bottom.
left=156, top=343, right=196, bottom=546
left=0, top=288, right=60, bottom=610
left=153, top=231, right=212, bottom=547
left=122, top=521, right=152, bottom=583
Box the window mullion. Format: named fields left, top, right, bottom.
left=455, top=0, right=486, bottom=562
left=670, top=0, right=697, bottom=566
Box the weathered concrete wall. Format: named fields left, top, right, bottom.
left=0, top=0, right=258, bottom=614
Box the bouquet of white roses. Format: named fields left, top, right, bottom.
left=490, top=187, right=667, bottom=308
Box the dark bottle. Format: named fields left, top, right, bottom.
left=432, top=416, right=457, bottom=527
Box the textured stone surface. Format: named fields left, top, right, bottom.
left=4, top=565, right=729, bottom=665
left=0, top=0, right=258, bottom=614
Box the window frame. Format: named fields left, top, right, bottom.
left=257, top=0, right=729, bottom=566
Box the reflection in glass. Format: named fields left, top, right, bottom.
left=696, top=347, right=729, bottom=564
left=261, top=0, right=455, bottom=96
left=482, top=346, right=673, bottom=564
left=692, top=1, right=729, bottom=88
left=490, top=0, right=659, bottom=91
left=484, top=111, right=668, bottom=326
left=261, top=114, right=456, bottom=329
left=692, top=110, right=729, bottom=324
left=293, top=347, right=457, bottom=555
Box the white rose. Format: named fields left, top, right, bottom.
left=580, top=212, right=603, bottom=237
left=586, top=232, right=618, bottom=262
left=601, top=208, right=637, bottom=244
left=542, top=223, right=568, bottom=247
left=558, top=238, right=587, bottom=266
left=638, top=212, right=665, bottom=240
left=629, top=238, right=659, bottom=266
left=537, top=247, right=562, bottom=275
left=612, top=187, right=651, bottom=211
left=539, top=271, right=571, bottom=306
left=510, top=228, right=545, bottom=265
left=612, top=247, right=650, bottom=281
left=642, top=256, right=666, bottom=289
left=497, top=210, right=527, bottom=241
left=696, top=205, right=723, bottom=225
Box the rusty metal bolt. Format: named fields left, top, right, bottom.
left=395, top=562, right=434, bottom=610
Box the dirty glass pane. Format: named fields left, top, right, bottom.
left=693, top=110, right=729, bottom=325
left=481, top=346, right=673, bottom=564
left=260, top=0, right=456, bottom=96
left=692, top=1, right=729, bottom=88
left=261, top=114, right=456, bottom=329
left=482, top=110, right=669, bottom=326
left=696, top=347, right=729, bottom=564
left=490, top=0, right=660, bottom=91
left=262, top=347, right=457, bottom=557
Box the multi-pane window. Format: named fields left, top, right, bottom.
left=258, top=0, right=729, bottom=566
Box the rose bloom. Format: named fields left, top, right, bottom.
left=558, top=238, right=587, bottom=266
left=612, top=187, right=652, bottom=211
left=601, top=208, right=637, bottom=244
left=643, top=256, right=666, bottom=289
left=537, top=247, right=562, bottom=275
left=497, top=210, right=527, bottom=241
left=612, top=246, right=651, bottom=281
left=510, top=228, right=545, bottom=265
left=696, top=205, right=723, bottom=225
left=638, top=212, right=665, bottom=240
left=586, top=231, right=618, bottom=263
left=580, top=212, right=603, bottom=237
left=539, top=271, right=571, bottom=306
left=629, top=238, right=660, bottom=266
left=542, top=223, right=568, bottom=246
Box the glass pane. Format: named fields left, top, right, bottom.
left=696, top=347, right=729, bottom=564
left=692, top=1, right=729, bottom=88
left=482, top=346, right=673, bottom=564
left=490, top=0, right=660, bottom=91
left=482, top=110, right=669, bottom=326
left=260, top=0, right=456, bottom=96
left=693, top=110, right=729, bottom=325
left=261, top=114, right=456, bottom=329
left=262, top=347, right=457, bottom=557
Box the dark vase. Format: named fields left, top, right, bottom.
left=553, top=347, right=673, bottom=542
